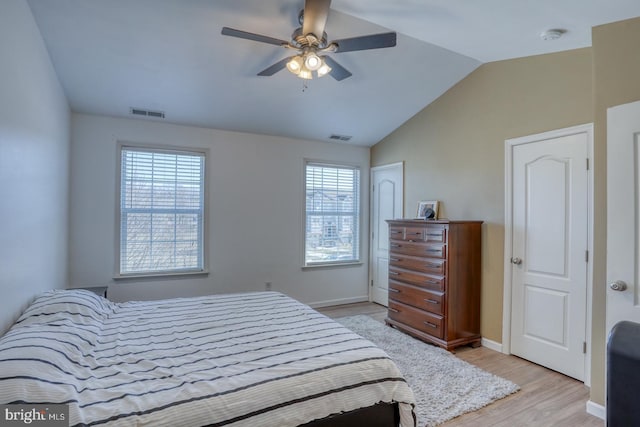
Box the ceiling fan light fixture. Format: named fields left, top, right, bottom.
left=286, top=56, right=304, bottom=74
left=317, top=58, right=331, bottom=77
left=304, top=52, right=322, bottom=71
left=287, top=52, right=329, bottom=79
left=298, top=66, right=313, bottom=80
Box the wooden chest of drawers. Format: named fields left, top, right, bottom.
left=385, top=219, right=482, bottom=351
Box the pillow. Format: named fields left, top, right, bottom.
left=15, top=289, right=112, bottom=328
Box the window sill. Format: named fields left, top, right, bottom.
left=113, top=270, right=209, bottom=281
left=302, top=262, right=363, bottom=270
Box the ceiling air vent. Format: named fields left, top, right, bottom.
left=129, top=107, right=165, bottom=119
left=329, top=134, right=352, bottom=142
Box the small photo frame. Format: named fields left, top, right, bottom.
left=416, top=200, right=439, bottom=220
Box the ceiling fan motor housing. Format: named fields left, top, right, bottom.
left=291, top=27, right=328, bottom=49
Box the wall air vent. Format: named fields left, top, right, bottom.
left=129, top=107, right=165, bottom=119
left=329, top=134, right=352, bottom=142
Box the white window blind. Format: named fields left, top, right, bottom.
left=305, top=162, right=360, bottom=265
left=119, top=147, right=205, bottom=275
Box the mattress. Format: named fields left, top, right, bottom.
left=0, top=290, right=415, bottom=426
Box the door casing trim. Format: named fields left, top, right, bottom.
left=502, top=123, right=594, bottom=386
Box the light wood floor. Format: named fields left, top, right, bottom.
left=317, top=302, right=604, bottom=427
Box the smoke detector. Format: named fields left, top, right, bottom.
left=540, top=29, right=566, bottom=41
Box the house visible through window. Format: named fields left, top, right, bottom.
left=119, top=146, right=205, bottom=275
left=305, top=162, right=360, bottom=265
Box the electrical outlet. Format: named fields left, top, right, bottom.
left=265, top=281, right=272, bottom=291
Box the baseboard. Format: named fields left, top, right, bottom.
left=308, top=296, right=369, bottom=309
left=586, top=400, right=605, bottom=420
left=481, top=337, right=503, bottom=353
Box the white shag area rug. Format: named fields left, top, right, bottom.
left=336, top=315, right=520, bottom=427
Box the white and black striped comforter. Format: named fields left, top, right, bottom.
left=0, top=290, right=415, bottom=426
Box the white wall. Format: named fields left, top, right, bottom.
left=0, top=0, right=70, bottom=334
left=70, top=114, right=370, bottom=306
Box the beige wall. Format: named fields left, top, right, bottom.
left=590, top=16, right=640, bottom=406
left=372, top=16, right=640, bottom=409
left=371, top=48, right=593, bottom=344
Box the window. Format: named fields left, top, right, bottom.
left=305, top=162, right=360, bottom=265
left=118, top=146, right=205, bottom=276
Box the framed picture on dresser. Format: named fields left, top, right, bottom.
left=416, top=200, right=439, bottom=219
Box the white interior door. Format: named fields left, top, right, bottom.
left=606, top=100, right=640, bottom=335
left=370, top=163, right=403, bottom=306
left=509, top=126, right=590, bottom=381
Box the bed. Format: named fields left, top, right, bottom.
left=0, top=290, right=415, bottom=426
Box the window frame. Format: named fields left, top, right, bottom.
left=303, top=159, right=362, bottom=268
left=115, top=142, right=209, bottom=279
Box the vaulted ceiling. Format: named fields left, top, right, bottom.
left=27, top=0, right=640, bottom=146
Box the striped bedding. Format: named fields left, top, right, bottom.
left=0, top=290, right=415, bottom=426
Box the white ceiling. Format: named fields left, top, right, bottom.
left=26, top=0, right=640, bottom=146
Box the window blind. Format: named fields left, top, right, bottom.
left=119, top=147, right=205, bottom=275
left=305, top=162, right=360, bottom=265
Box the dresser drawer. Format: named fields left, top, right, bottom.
left=388, top=300, right=443, bottom=339
left=424, top=225, right=446, bottom=243
left=389, top=241, right=446, bottom=258
left=389, top=266, right=445, bottom=291
left=389, top=281, right=444, bottom=315
left=389, top=253, right=445, bottom=275
left=404, top=227, right=426, bottom=241
left=389, top=226, right=405, bottom=240
left=392, top=225, right=447, bottom=243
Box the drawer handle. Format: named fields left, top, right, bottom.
left=426, top=249, right=442, bottom=253
left=389, top=308, right=400, bottom=313
left=425, top=263, right=440, bottom=268
left=408, top=239, right=415, bottom=243
left=424, top=321, right=438, bottom=328
left=391, top=244, right=402, bottom=248
left=389, top=271, right=400, bottom=276
left=390, top=257, right=400, bottom=262
left=389, top=288, right=400, bottom=293
left=426, top=233, right=442, bottom=238
left=408, top=232, right=422, bottom=236
left=425, top=299, right=439, bottom=304
left=391, top=230, right=402, bottom=233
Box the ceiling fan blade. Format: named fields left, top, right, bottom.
left=221, top=27, right=288, bottom=47
left=332, top=32, right=397, bottom=53
left=302, top=0, right=331, bottom=38
left=323, top=56, right=352, bottom=81
left=257, top=57, right=291, bottom=76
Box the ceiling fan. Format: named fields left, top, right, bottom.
left=221, top=0, right=397, bottom=81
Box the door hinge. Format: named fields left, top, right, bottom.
left=585, top=250, right=589, bottom=262
left=586, top=158, right=590, bottom=170
left=370, top=279, right=374, bottom=287
left=583, top=341, right=587, bottom=354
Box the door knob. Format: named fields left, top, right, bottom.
left=511, top=257, right=523, bottom=265
left=610, top=280, right=628, bottom=292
